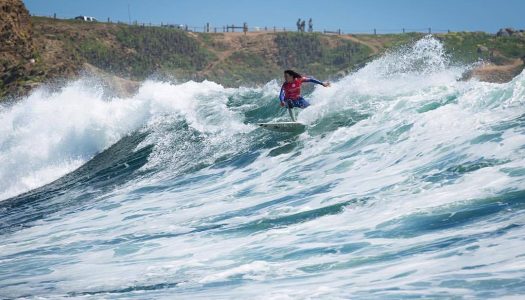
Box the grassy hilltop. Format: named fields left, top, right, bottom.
left=28, top=17, right=377, bottom=87
left=2, top=13, right=525, bottom=99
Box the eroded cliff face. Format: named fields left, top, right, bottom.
left=0, top=0, right=33, bottom=56
left=0, top=0, right=38, bottom=98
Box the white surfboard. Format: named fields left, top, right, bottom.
left=257, top=122, right=306, bottom=132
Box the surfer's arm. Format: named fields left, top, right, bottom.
left=279, top=84, right=286, bottom=106
left=302, top=77, right=330, bottom=87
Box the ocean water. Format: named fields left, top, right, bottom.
left=1, top=36, right=525, bottom=299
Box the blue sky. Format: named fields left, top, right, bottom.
left=24, top=0, right=525, bottom=33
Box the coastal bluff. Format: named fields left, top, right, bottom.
left=1, top=0, right=525, bottom=100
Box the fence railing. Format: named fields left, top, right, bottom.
left=30, top=13, right=467, bottom=35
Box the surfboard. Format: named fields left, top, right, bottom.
left=257, top=122, right=306, bottom=132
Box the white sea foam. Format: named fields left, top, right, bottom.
left=1, top=36, right=525, bottom=299
left=0, top=79, right=248, bottom=200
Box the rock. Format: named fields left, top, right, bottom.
left=505, top=28, right=516, bottom=35
left=0, top=0, right=35, bottom=98
left=496, top=29, right=510, bottom=37
left=462, top=59, right=524, bottom=83
left=0, top=0, right=34, bottom=56
left=495, top=27, right=524, bottom=37
left=477, top=45, right=489, bottom=54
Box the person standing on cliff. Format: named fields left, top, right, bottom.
left=297, top=18, right=301, bottom=32
left=308, top=18, right=313, bottom=32
left=279, top=70, right=330, bottom=121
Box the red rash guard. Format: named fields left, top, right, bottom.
left=279, top=76, right=324, bottom=102
left=282, top=78, right=304, bottom=100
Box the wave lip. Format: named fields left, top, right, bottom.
left=0, top=79, right=250, bottom=201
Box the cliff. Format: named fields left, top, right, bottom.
left=27, top=17, right=375, bottom=88
left=0, top=0, right=38, bottom=97
left=1, top=0, right=525, bottom=100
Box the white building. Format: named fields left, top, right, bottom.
left=74, top=16, right=97, bottom=22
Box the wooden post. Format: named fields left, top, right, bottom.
left=54, top=13, right=56, bottom=19
left=374, top=28, right=376, bottom=35
left=206, top=22, right=210, bottom=33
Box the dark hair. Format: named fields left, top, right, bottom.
left=284, top=69, right=302, bottom=79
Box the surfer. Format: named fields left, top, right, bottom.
left=280, top=70, right=330, bottom=120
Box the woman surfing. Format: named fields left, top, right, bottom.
left=279, top=69, right=330, bottom=121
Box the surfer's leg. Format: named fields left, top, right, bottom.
left=297, top=97, right=310, bottom=108
left=288, top=107, right=296, bottom=121
left=285, top=100, right=296, bottom=121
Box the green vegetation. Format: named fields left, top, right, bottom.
left=113, top=26, right=214, bottom=76
left=31, top=17, right=215, bottom=80
left=73, top=26, right=215, bottom=79
left=3, top=16, right=525, bottom=99
left=274, top=33, right=371, bottom=78
left=358, top=32, right=424, bottom=48
left=212, top=50, right=276, bottom=86
left=438, top=32, right=525, bottom=64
